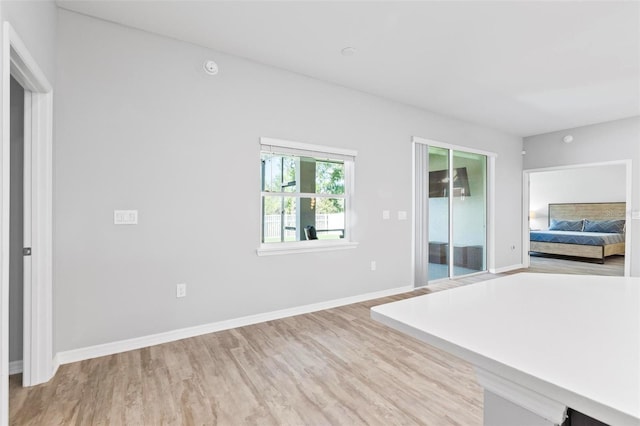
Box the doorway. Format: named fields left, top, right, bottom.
left=1, top=22, right=55, bottom=422
left=523, top=161, right=631, bottom=277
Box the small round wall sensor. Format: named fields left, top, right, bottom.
left=563, top=135, right=574, bottom=144
left=204, top=60, right=219, bottom=75
left=341, top=47, right=357, bottom=56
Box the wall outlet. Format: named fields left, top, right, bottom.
left=176, top=283, right=186, bottom=298
left=398, top=211, right=407, bottom=221
left=371, top=261, right=377, bottom=271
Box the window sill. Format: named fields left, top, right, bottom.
left=256, top=240, right=359, bottom=256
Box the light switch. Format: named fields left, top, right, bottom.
left=398, top=211, right=407, bottom=221
left=114, top=210, right=138, bottom=225
left=632, top=211, right=640, bottom=220
left=382, top=210, right=390, bottom=220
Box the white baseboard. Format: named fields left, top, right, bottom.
left=56, top=284, right=415, bottom=366
left=9, top=360, right=23, bottom=375
left=490, top=264, right=525, bottom=274
left=52, top=353, right=60, bottom=376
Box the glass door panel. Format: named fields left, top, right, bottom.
left=452, top=151, right=487, bottom=276
left=427, top=146, right=450, bottom=281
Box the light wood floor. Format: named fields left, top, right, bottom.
left=8, top=260, right=621, bottom=425
left=10, top=272, right=518, bottom=426
left=528, top=254, right=624, bottom=276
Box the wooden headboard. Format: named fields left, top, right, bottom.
left=548, top=202, right=626, bottom=225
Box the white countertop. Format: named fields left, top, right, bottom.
left=371, top=273, right=640, bottom=426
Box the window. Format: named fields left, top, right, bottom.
left=257, top=138, right=357, bottom=256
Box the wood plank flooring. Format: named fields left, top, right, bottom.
left=9, top=259, right=621, bottom=425
left=528, top=254, right=624, bottom=276
left=10, top=273, right=515, bottom=426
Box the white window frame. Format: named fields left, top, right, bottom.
left=257, top=137, right=358, bottom=256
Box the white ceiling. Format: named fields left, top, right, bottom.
left=57, top=1, right=640, bottom=137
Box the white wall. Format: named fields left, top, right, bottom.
left=524, top=116, right=640, bottom=275
left=529, top=165, right=626, bottom=230
left=54, top=10, right=523, bottom=353
left=0, top=1, right=57, bottom=83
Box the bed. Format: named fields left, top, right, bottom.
left=529, top=202, right=626, bottom=263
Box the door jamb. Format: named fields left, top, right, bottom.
left=1, top=21, right=54, bottom=423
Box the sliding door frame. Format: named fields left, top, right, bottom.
left=412, top=137, right=497, bottom=287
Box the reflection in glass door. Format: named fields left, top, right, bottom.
left=426, top=146, right=487, bottom=281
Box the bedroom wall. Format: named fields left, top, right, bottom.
left=523, top=116, right=640, bottom=276
left=54, top=9, right=523, bottom=353
left=529, top=164, right=626, bottom=230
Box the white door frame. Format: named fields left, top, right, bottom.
left=1, top=21, right=54, bottom=421
left=522, top=159, right=632, bottom=277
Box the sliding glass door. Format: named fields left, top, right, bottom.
left=418, top=143, right=487, bottom=282
left=451, top=150, right=487, bottom=277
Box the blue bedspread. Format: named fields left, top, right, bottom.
left=530, top=230, right=624, bottom=246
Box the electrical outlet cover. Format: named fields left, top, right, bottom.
left=176, top=283, right=187, bottom=298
